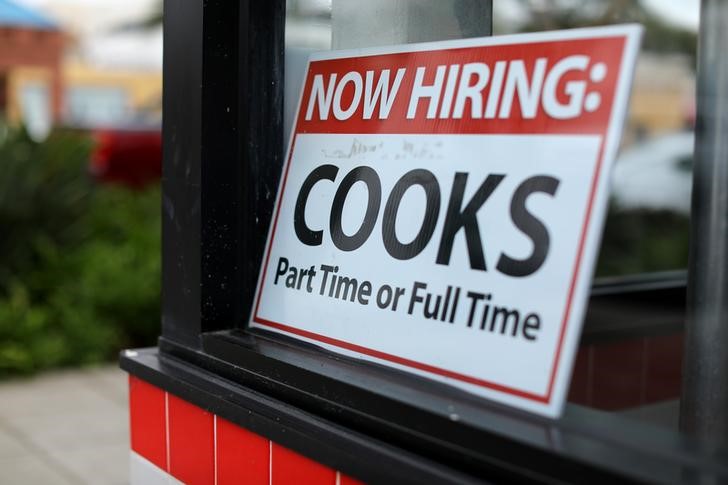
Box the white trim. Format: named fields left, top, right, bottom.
left=213, top=415, right=218, bottom=485
left=269, top=440, right=273, bottom=485
left=130, top=451, right=184, bottom=485
left=165, top=392, right=171, bottom=473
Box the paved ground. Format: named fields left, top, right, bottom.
left=0, top=365, right=129, bottom=485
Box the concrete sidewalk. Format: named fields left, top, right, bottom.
left=0, top=365, right=129, bottom=484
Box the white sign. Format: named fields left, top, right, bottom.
left=251, top=26, right=642, bottom=417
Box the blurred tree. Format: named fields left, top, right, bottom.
left=0, top=126, right=161, bottom=376
left=515, top=0, right=697, bottom=62
left=115, top=1, right=162, bottom=31
left=136, top=2, right=162, bottom=29
left=596, top=206, right=690, bottom=276
left=124, top=0, right=697, bottom=62
left=0, top=126, right=93, bottom=289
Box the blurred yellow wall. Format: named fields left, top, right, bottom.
left=628, top=53, right=695, bottom=139
left=63, top=62, right=162, bottom=113
left=5, top=67, right=53, bottom=124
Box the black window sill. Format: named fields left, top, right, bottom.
left=121, top=315, right=728, bottom=484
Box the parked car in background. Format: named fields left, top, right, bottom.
left=89, top=125, right=161, bottom=188
left=597, top=131, right=694, bottom=278
left=611, top=131, right=694, bottom=214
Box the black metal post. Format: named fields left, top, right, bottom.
left=161, top=0, right=204, bottom=348
left=680, top=0, right=728, bottom=447
left=161, top=0, right=284, bottom=348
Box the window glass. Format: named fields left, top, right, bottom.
left=288, top=0, right=710, bottom=442
left=494, top=1, right=697, bottom=278
left=19, top=82, right=51, bottom=141
left=492, top=0, right=698, bottom=433
left=64, top=86, right=129, bottom=127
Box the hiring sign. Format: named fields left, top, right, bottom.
left=251, top=26, right=642, bottom=417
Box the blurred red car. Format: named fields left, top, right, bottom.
left=89, top=126, right=162, bottom=189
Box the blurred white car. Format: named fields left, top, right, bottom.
left=611, top=131, right=694, bottom=215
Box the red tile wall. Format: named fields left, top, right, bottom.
left=217, top=417, right=269, bottom=485
left=130, top=333, right=682, bottom=484
left=129, top=376, right=168, bottom=472
left=591, top=338, right=646, bottom=410
left=271, top=443, right=337, bottom=485
left=168, top=394, right=215, bottom=484
left=645, top=333, right=683, bottom=402
left=567, top=347, right=591, bottom=405
left=128, top=377, right=366, bottom=484
left=567, top=332, right=683, bottom=410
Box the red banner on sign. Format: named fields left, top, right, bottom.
left=297, top=37, right=625, bottom=136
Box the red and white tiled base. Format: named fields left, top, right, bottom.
left=128, top=375, right=364, bottom=485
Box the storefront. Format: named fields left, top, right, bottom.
left=121, top=1, right=728, bottom=482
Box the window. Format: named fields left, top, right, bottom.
left=64, top=86, right=129, bottom=127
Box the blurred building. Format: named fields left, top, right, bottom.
left=0, top=0, right=162, bottom=136
left=63, top=62, right=161, bottom=128
left=628, top=52, right=695, bottom=141
left=0, top=0, right=64, bottom=138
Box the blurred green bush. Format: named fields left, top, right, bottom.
left=0, top=126, right=160, bottom=377
left=596, top=207, right=690, bottom=277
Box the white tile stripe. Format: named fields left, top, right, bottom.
left=213, top=415, right=218, bottom=485
left=130, top=450, right=184, bottom=485
left=165, top=392, right=171, bottom=473
left=269, top=439, right=273, bottom=485
left=139, top=390, right=349, bottom=484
